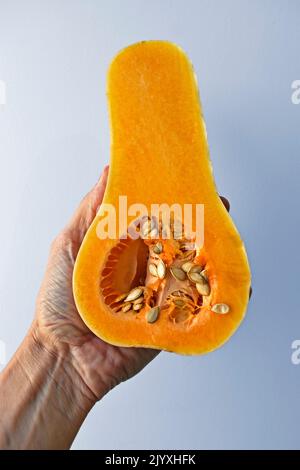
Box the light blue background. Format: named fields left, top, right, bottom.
left=0, top=0, right=299, bottom=449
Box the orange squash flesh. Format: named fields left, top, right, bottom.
left=73, top=41, right=251, bottom=354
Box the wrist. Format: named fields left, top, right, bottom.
left=28, top=322, right=100, bottom=411
left=0, top=324, right=96, bottom=449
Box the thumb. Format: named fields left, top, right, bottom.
left=65, top=165, right=109, bottom=243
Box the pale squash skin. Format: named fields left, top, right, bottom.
left=73, top=41, right=251, bottom=354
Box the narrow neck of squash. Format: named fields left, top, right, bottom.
left=106, top=41, right=212, bottom=207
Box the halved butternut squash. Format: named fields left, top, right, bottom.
left=73, top=41, right=251, bottom=354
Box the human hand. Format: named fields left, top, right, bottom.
left=33, top=166, right=159, bottom=405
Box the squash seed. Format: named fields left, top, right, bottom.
left=188, top=271, right=204, bottom=284
left=149, top=263, right=158, bottom=277
left=133, top=303, right=143, bottom=311
left=181, top=249, right=196, bottom=258
left=157, top=260, right=166, bottom=279
left=211, top=303, right=230, bottom=314
left=148, top=228, right=159, bottom=239
left=125, top=287, right=143, bottom=302
left=133, top=296, right=144, bottom=305
left=122, top=303, right=132, bottom=313
left=181, top=261, right=194, bottom=273
left=196, top=281, right=210, bottom=296
left=200, top=269, right=208, bottom=281
left=115, top=293, right=128, bottom=303
left=146, top=306, right=160, bottom=323
left=170, top=267, right=186, bottom=281
left=196, top=274, right=209, bottom=285
left=189, top=264, right=203, bottom=274
left=141, top=219, right=155, bottom=237
left=153, top=242, right=163, bottom=254
left=173, top=299, right=185, bottom=307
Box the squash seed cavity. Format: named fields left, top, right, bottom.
left=104, top=218, right=230, bottom=326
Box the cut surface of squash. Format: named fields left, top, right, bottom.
left=73, top=41, right=251, bottom=355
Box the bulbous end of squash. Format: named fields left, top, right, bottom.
left=73, top=41, right=251, bottom=355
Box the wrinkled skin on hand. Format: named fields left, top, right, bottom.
left=35, top=166, right=159, bottom=403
